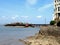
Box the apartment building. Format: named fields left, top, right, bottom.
left=54, top=0, right=60, bottom=21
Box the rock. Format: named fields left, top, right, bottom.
left=21, top=26, right=60, bottom=45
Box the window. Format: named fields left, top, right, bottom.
left=58, top=3, right=60, bottom=5
left=55, top=0, right=56, bottom=2
left=55, top=8, right=57, bottom=11
left=58, top=7, right=60, bottom=11
left=58, top=13, right=60, bottom=16
left=57, top=0, right=60, bottom=2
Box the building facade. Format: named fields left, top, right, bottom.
left=54, top=0, right=60, bottom=21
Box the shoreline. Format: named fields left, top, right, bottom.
left=4, top=26, right=35, bottom=28
left=20, top=26, right=60, bottom=45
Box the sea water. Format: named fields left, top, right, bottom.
left=0, top=26, right=40, bottom=45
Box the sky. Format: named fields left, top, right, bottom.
left=0, top=0, right=54, bottom=24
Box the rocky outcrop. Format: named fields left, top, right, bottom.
left=39, top=26, right=60, bottom=37
left=21, top=26, right=60, bottom=45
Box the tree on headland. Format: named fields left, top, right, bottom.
left=50, top=20, right=56, bottom=25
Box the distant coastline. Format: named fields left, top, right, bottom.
left=4, top=22, right=35, bottom=28
left=4, top=22, right=49, bottom=27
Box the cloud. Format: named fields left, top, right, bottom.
left=11, top=15, right=19, bottom=20
left=1, top=16, right=6, bottom=18
left=1, top=16, right=7, bottom=19
left=11, top=15, right=29, bottom=21
left=26, top=0, right=38, bottom=5
left=36, top=16, right=42, bottom=18
left=0, top=15, right=19, bottom=21
left=21, top=16, right=29, bottom=18
left=11, top=17, right=16, bottom=20
left=0, top=16, right=8, bottom=20
left=38, top=3, right=53, bottom=11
